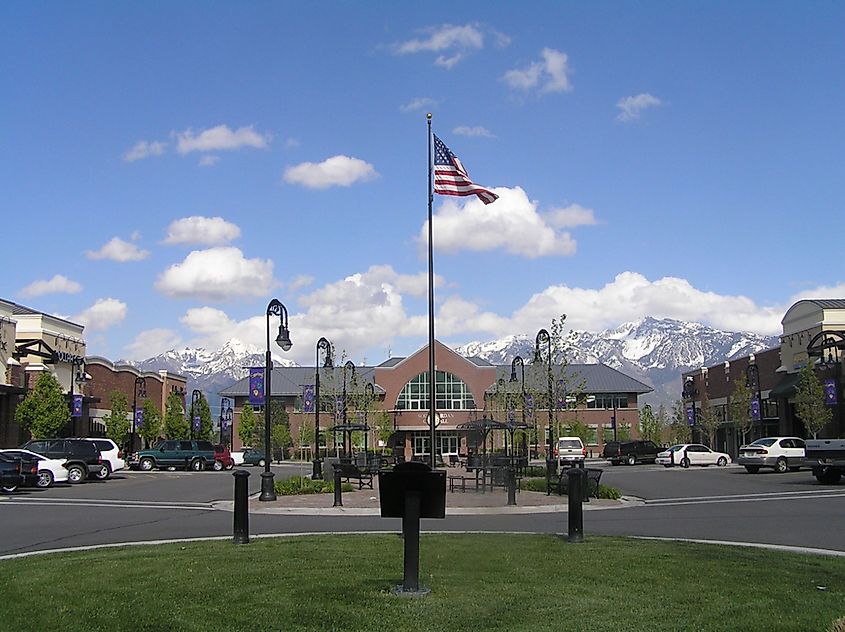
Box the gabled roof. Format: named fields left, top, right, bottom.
left=486, top=363, right=652, bottom=395
left=219, top=365, right=385, bottom=397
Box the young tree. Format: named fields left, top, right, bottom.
left=697, top=400, right=722, bottom=449
left=270, top=422, right=291, bottom=461
left=639, top=404, right=662, bottom=444
left=373, top=410, right=394, bottom=453
left=565, top=417, right=591, bottom=446
left=15, top=371, right=68, bottom=439
left=667, top=400, right=691, bottom=445
left=103, top=390, right=130, bottom=446
left=139, top=399, right=162, bottom=448
left=656, top=402, right=670, bottom=444
left=238, top=403, right=256, bottom=447
left=196, top=393, right=213, bottom=441
left=163, top=391, right=189, bottom=439
left=795, top=362, right=832, bottom=438
left=729, top=378, right=754, bottom=446
left=296, top=416, right=314, bottom=460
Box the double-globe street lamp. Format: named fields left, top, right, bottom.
left=131, top=376, right=146, bottom=454
left=534, top=328, right=555, bottom=494
left=510, top=355, right=527, bottom=460
left=260, top=299, right=292, bottom=502
left=313, top=337, right=334, bottom=480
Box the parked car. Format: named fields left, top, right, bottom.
left=128, top=440, right=216, bottom=471
left=738, top=437, right=805, bottom=474
left=0, top=449, right=69, bottom=488
left=212, top=444, right=234, bottom=471
left=240, top=447, right=267, bottom=467
left=603, top=440, right=661, bottom=465
left=656, top=444, right=731, bottom=468
left=555, top=437, right=586, bottom=467
left=21, top=439, right=103, bottom=483
left=68, top=438, right=125, bottom=479
left=0, top=453, right=24, bottom=493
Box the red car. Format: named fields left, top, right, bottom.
left=212, top=444, right=234, bottom=471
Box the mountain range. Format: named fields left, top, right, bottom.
left=122, top=317, right=779, bottom=412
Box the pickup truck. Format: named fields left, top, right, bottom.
left=805, top=439, right=845, bottom=484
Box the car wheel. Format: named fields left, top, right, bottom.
left=93, top=464, right=111, bottom=480
left=225, top=462, right=234, bottom=470
left=190, top=459, right=204, bottom=472
left=36, top=470, right=54, bottom=488
left=626, top=454, right=636, bottom=466
left=774, top=458, right=788, bottom=474
left=717, top=457, right=728, bottom=467
left=744, top=465, right=760, bottom=474
left=1, top=484, right=18, bottom=493
left=680, top=457, right=690, bottom=468
left=67, top=464, right=86, bottom=483
left=213, top=460, right=224, bottom=472
left=139, top=458, right=154, bottom=472
left=816, top=468, right=842, bottom=485
left=258, top=459, right=266, bottom=468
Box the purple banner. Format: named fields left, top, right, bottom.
left=336, top=397, right=343, bottom=414
left=134, top=408, right=144, bottom=429
left=221, top=416, right=229, bottom=431
left=302, top=384, right=315, bottom=414
left=686, top=407, right=696, bottom=426
left=71, top=394, right=83, bottom=418
left=525, top=394, right=534, bottom=420
left=610, top=414, right=616, bottom=429
left=507, top=408, right=515, bottom=423
left=193, top=415, right=201, bottom=431
left=249, top=367, right=265, bottom=405
left=824, top=379, right=837, bottom=406
left=556, top=380, right=566, bottom=408
left=750, top=396, right=761, bottom=421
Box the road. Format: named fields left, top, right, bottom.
left=2, top=462, right=844, bottom=556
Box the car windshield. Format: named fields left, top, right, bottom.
left=558, top=440, right=581, bottom=449
left=749, top=438, right=777, bottom=447
left=667, top=445, right=685, bottom=452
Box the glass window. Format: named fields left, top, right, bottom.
left=412, top=432, right=431, bottom=456
left=396, top=371, right=476, bottom=411
left=179, top=441, right=193, bottom=450
left=586, top=394, right=629, bottom=409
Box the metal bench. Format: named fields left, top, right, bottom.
left=447, top=475, right=480, bottom=493
left=334, top=461, right=374, bottom=490
left=556, top=467, right=603, bottom=501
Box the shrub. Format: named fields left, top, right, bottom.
left=597, top=484, right=621, bottom=500
left=519, top=477, right=549, bottom=493
left=273, top=476, right=353, bottom=496
left=523, top=465, right=547, bottom=478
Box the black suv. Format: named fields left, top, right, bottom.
left=22, top=439, right=103, bottom=483
left=603, top=440, right=660, bottom=466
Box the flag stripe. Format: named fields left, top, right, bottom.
left=432, top=134, right=498, bottom=205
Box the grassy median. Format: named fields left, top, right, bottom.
left=1, top=534, right=843, bottom=631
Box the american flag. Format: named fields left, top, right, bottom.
left=433, top=134, right=498, bottom=205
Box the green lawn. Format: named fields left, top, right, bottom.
left=1, top=534, right=843, bottom=631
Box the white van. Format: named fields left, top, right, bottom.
left=556, top=437, right=586, bottom=467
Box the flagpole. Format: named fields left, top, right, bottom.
left=427, top=112, right=436, bottom=469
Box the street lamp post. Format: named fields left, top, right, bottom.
left=745, top=355, right=763, bottom=441
left=683, top=376, right=697, bottom=443
left=313, top=337, right=333, bottom=480
left=535, top=328, right=555, bottom=494
left=132, top=376, right=146, bottom=455
left=364, top=381, right=374, bottom=455
left=342, top=360, right=355, bottom=457
left=510, top=355, right=527, bottom=460
left=260, top=299, right=292, bottom=502
left=190, top=389, right=201, bottom=440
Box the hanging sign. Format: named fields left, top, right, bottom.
left=71, top=394, right=83, bottom=418
left=249, top=368, right=265, bottom=405
left=750, top=396, right=761, bottom=421
left=302, top=384, right=315, bottom=414
left=824, top=379, right=838, bottom=406
left=686, top=407, right=696, bottom=426
left=193, top=415, right=201, bottom=431
left=525, top=394, right=535, bottom=420
left=135, top=408, right=144, bottom=429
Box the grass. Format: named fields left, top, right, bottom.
left=1, top=534, right=843, bottom=631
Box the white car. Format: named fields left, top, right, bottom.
left=738, top=437, right=805, bottom=474
left=0, top=449, right=69, bottom=488
left=656, top=444, right=731, bottom=468
left=231, top=449, right=246, bottom=466
left=70, top=438, right=125, bottom=479
left=555, top=437, right=586, bottom=467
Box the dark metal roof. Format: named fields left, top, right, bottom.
left=0, top=298, right=84, bottom=328
left=806, top=299, right=845, bottom=310
left=377, top=357, right=405, bottom=368
left=486, top=363, right=653, bottom=395
left=219, top=366, right=384, bottom=397
left=466, top=356, right=494, bottom=367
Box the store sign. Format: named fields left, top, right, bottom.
left=53, top=351, right=83, bottom=364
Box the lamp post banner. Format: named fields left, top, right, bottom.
left=135, top=408, right=144, bottom=429
left=336, top=397, right=343, bottom=415
left=686, top=407, right=695, bottom=426
left=525, top=394, right=535, bottom=420
left=71, top=394, right=83, bottom=418
left=249, top=368, right=265, bottom=405
left=556, top=380, right=566, bottom=409
left=193, top=415, right=201, bottom=432
left=750, top=396, right=761, bottom=421
left=302, top=385, right=315, bottom=414
left=824, top=379, right=837, bottom=405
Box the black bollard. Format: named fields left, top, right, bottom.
left=507, top=466, right=517, bottom=506
left=546, top=458, right=557, bottom=495
left=232, top=469, right=250, bottom=544
left=567, top=467, right=586, bottom=543
left=333, top=465, right=343, bottom=507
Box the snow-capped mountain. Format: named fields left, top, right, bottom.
left=456, top=317, right=779, bottom=410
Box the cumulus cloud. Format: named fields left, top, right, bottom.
left=163, top=216, right=241, bottom=246
left=19, top=275, right=82, bottom=298
left=125, top=329, right=183, bottom=359
left=400, top=97, right=439, bottom=113
left=421, top=186, right=579, bottom=258
left=502, top=48, right=572, bottom=94
left=123, top=140, right=167, bottom=162
left=283, top=155, right=378, bottom=189
left=616, top=93, right=662, bottom=122
left=155, top=247, right=276, bottom=301
left=175, top=124, right=270, bottom=154
left=453, top=126, right=495, bottom=138
left=73, top=298, right=127, bottom=332
left=85, top=237, right=150, bottom=262
left=288, top=275, right=315, bottom=292
left=394, top=23, right=508, bottom=68
left=545, top=204, right=598, bottom=229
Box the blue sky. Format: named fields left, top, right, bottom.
left=2, top=2, right=843, bottom=365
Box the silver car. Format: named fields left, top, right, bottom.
left=737, top=437, right=805, bottom=474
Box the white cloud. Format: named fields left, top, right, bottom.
left=175, top=124, right=270, bottom=154
left=394, top=23, right=507, bottom=68
left=85, top=237, right=150, bottom=262
left=283, top=155, right=378, bottom=189
left=453, top=126, right=495, bottom=138
left=73, top=298, right=127, bottom=332
left=123, top=140, right=167, bottom=162
left=125, top=329, right=182, bottom=359
left=288, top=275, right=315, bottom=292
left=616, top=93, right=662, bottom=122
left=163, top=216, right=241, bottom=246
left=198, top=155, right=220, bottom=167
left=421, top=186, right=578, bottom=258
left=400, top=97, right=439, bottom=113
left=545, top=204, right=598, bottom=229
left=502, top=48, right=572, bottom=94
left=155, top=247, right=276, bottom=301
left=19, top=274, right=82, bottom=298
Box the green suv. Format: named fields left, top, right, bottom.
left=129, top=440, right=216, bottom=472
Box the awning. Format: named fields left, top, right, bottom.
left=769, top=373, right=802, bottom=399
